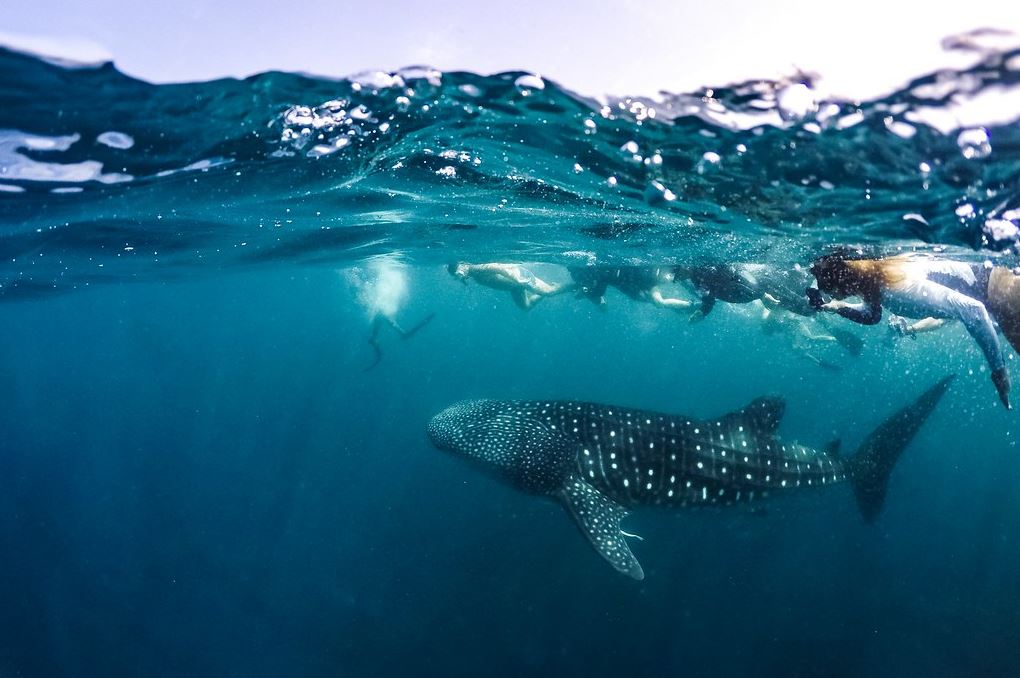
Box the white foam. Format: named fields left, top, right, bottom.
left=344, top=254, right=410, bottom=320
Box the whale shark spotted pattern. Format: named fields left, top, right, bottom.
left=428, top=376, right=953, bottom=579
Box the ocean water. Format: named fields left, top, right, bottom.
left=1, top=40, right=1020, bottom=677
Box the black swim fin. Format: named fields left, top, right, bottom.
left=700, top=295, right=716, bottom=317
left=830, top=327, right=864, bottom=357
left=363, top=339, right=383, bottom=372
left=400, top=312, right=436, bottom=339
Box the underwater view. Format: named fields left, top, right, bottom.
left=2, top=25, right=1020, bottom=678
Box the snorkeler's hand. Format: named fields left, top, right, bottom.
left=992, top=367, right=1012, bottom=410
left=806, top=287, right=825, bottom=310
left=819, top=300, right=843, bottom=312
left=888, top=315, right=910, bottom=339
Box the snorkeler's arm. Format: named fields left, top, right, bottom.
left=905, top=317, right=947, bottom=334
left=547, top=280, right=579, bottom=296
left=530, top=276, right=573, bottom=296
left=650, top=288, right=694, bottom=309
left=468, top=262, right=518, bottom=281
left=823, top=297, right=882, bottom=325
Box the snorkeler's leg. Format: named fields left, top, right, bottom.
left=532, top=278, right=578, bottom=296
left=918, top=281, right=1010, bottom=408
left=798, top=319, right=838, bottom=343
left=364, top=317, right=385, bottom=371
left=510, top=288, right=531, bottom=310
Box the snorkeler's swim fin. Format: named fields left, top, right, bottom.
left=830, top=327, right=864, bottom=357
left=802, top=352, right=842, bottom=372
left=363, top=339, right=383, bottom=372
left=699, top=295, right=716, bottom=317
left=847, top=375, right=954, bottom=522
left=364, top=313, right=434, bottom=371
left=400, top=313, right=436, bottom=339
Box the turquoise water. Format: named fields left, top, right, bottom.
left=1, top=44, right=1020, bottom=677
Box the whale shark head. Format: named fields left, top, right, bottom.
left=428, top=400, right=573, bottom=494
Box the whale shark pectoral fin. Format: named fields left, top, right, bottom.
left=560, top=476, right=644, bottom=580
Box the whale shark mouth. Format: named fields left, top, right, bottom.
left=427, top=399, right=493, bottom=452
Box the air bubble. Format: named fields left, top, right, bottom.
left=96, top=131, right=134, bottom=149
left=644, top=180, right=676, bottom=204
left=776, top=83, right=817, bottom=121
left=984, top=219, right=1019, bottom=244
left=958, top=127, right=991, bottom=159
left=514, top=74, right=545, bottom=95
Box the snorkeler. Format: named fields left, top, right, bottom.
left=448, top=262, right=572, bottom=310
left=807, top=252, right=1017, bottom=408
left=679, top=262, right=863, bottom=357
left=679, top=262, right=830, bottom=318
left=344, top=256, right=435, bottom=372
left=681, top=263, right=763, bottom=319
left=365, top=312, right=435, bottom=372
left=569, top=266, right=694, bottom=311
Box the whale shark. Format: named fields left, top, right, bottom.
left=428, top=376, right=953, bottom=579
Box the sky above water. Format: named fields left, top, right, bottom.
left=2, top=1, right=1020, bottom=98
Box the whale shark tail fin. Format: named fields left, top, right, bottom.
left=847, top=375, right=954, bottom=522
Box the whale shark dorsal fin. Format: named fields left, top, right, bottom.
left=560, top=476, right=644, bottom=580
left=721, top=396, right=786, bottom=434
left=825, top=439, right=842, bottom=460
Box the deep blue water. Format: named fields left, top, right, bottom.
left=2, top=40, right=1020, bottom=677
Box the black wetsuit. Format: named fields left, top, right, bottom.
left=569, top=266, right=671, bottom=303
left=683, top=263, right=818, bottom=317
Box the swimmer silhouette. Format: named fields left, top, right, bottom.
left=569, top=265, right=694, bottom=311
left=344, top=255, right=434, bottom=372
left=364, top=312, right=435, bottom=372
left=448, top=262, right=572, bottom=310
